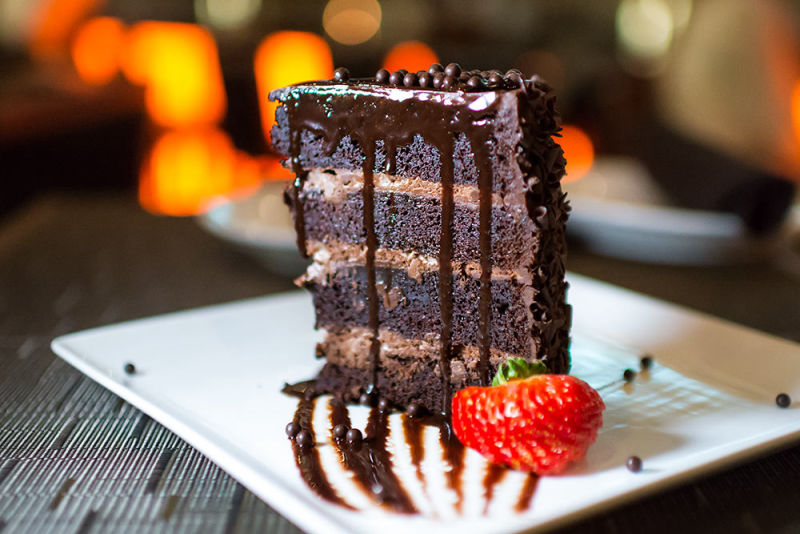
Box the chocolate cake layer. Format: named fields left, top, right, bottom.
left=304, top=262, right=570, bottom=369
left=291, top=183, right=536, bottom=270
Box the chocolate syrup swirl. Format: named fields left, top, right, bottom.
left=328, top=400, right=417, bottom=513
left=285, top=390, right=539, bottom=517
left=289, top=398, right=351, bottom=508
left=273, top=80, right=503, bottom=413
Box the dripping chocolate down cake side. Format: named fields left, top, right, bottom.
left=270, top=64, right=570, bottom=415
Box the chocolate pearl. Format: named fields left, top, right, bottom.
left=640, top=355, right=654, bottom=370
left=776, top=393, right=792, bottom=408
left=441, top=75, right=456, bottom=90
left=295, top=430, right=313, bottom=447
left=486, top=73, right=503, bottom=88
left=377, top=398, right=391, bottom=413
left=333, top=424, right=348, bottom=439
left=346, top=428, right=362, bottom=444
left=432, top=72, right=444, bottom=89
left=466, top=75, right=483, bottom=90
left=375, top=68, right=390, bottom=84
left=504, top=70, right=524, bottom=88
left=406, top=402, right=422, bottom=417
left=285, top=421, right=301, bottom=438
left=389, top=71, right=404, bottom=86
left=403, top=72, right=418, bottom=87
left=303, top=387, right=316, bottom=401
left=623, top=368, right=636, bottom=382
left=626, top=456, right=643, bottom=473
left=418, top=72, right=431, bottom=88
left=333, top=67, right=350, bottom=82
left=444, top=62, right=461, bottom=78
left=428, top=63, right=443, bottom=74
left=359, top=392, right=376, bottom=407
left=458, top=72, right=469, bottom=82
left=123, top=362, right=136, bottom=375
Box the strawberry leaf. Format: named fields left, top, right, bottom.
left=492, top=358, right=547, bottom=386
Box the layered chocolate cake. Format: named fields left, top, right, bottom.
left=271, top=64, right=570, bottom=415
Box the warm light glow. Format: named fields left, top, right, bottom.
left=382, top=41, right=438, bottom=74
left=28, top=0, right=102, bottom=60
left=139, top=128, right=262, bottom=216
left=559, top=125, right=595, bottom=182
left=121, top=22, right=226, bottom=127
left=71, top=16, right=125, bottom=85
left=793, top=82, right=800, bottom=150
left=616, top=0, right=674, bottom=60
left=194, top=0, right=262, bottom=30
left=323, top=0, right=381, bottom=45
left=254, top=31, right=333, bottom=145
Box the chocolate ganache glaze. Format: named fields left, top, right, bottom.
left=271, top=63, right=568, bottom=415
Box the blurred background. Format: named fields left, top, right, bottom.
left=2, top=0, right=800, bottom=267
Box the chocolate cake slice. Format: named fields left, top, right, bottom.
left=270, top=64, right=570, bottom=414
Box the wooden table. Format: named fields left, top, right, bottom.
left=1, top=193, right=799, bottom=534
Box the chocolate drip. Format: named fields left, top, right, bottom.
left=514, top=474, right=539, bottom=512
left=401, top=415, right=425, bottom=488
left=288, top=129, right=309, bottom=258
left=328, top=401, right=417, bottom=513
left=476, top=142, right=493, bottom=386
left=482, top=464, right=507, bottom=514
left=438, top=136, right=455, bottom=414
left=362, top=149, right=381, bottom=392
left=290, top=399, right=351, bottom=508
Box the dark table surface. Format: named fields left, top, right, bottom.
left=1, top=193, right=800, bottom=534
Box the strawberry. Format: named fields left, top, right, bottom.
left=451, top=358, right=605, bottom=475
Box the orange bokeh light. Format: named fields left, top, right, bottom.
left=254, top=31, right=333, bottom=147
left=139, top=128, right=262, bottom=216
left=382, top=41, right=439, bottom=74
left=121, top=22, right=226, bottom=127
left=559, top=125, right=595, bottom=182
left=28, top=0, right=102, bottom=60
left=71, top=16, right=126, bottom=85
left=792, top=81, right=800, bottom=149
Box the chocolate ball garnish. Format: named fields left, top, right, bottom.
left=403, top=72, right=418, bottom=87
left=285, top=421, right=300, bottom=438
left=359, top=392, right=376, bottom=407
left=375, top=68, right=390, bottom=84
left=418, top=72, right=431, bottom=88
left=626, top=456, right=643, bottom=473
left=441, top=75, right=456, bottom=90
left=377, top=398, right=391, bottom=413
left=640, top=355, right=654, bottom=370
left=295, top=430, right=313, bottom=447
left=466, top=75, right=483, bottom=90
left=389, top=70, right=405, bottom=86
left=333, top=67, right=350, bottom=82
left=406, top=402, right=422, bottom=417
left=333, top=424, right=348, bottom=439
left=444, top=62, right=461, bottom=78
left=776, top=393, right=792, bottom=408
left=428, top=63, right=443, bottom=74
left=432, top=72, right=444, bottom=89
left=123, top=362, right=136, bottom=375
left=486, top=73, right=503, bottom=88
left=346, top=428, right=363, bottom=444
left=504, top=70, right=524, bottom=88
left=623, top=368, right=636, bottom=382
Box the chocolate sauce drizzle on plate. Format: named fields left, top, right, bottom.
left=288, top=392, right=537, bottom=516
left=282, top=64, right=509, bottom=412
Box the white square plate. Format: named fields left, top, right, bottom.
left=52, top=274, right=800, bottom=534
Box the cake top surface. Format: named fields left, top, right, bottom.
left=269, top=63, right=555, bottom=104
